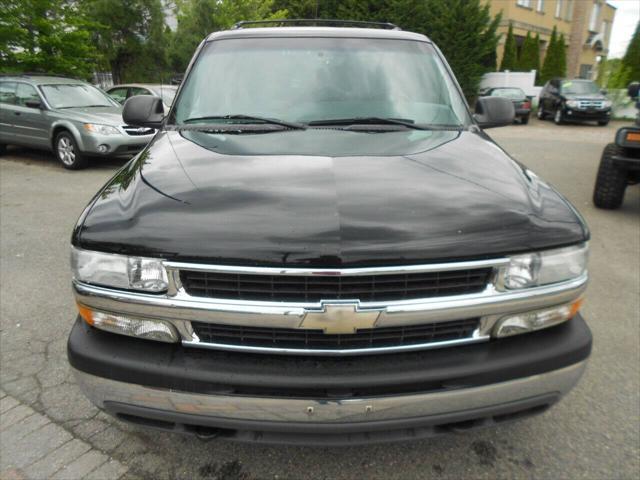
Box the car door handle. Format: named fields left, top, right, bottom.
left=14, top=112, right=21, bottom=116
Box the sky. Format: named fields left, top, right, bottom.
left=607, top=0, right=639, bottom=58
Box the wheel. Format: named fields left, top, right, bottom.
left=593, top=143, right=628, bottom=209
left=598, top=120, right=609, bottom=126
left=521, top=114, right=530, bottom=125
left=54, top=131, right=87, bottom=170
left=537, top=107, right=545, bottom=120
left=554, top=107, right=564, bottom=125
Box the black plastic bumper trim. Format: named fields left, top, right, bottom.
left=67, top=315, right=591, bottom=398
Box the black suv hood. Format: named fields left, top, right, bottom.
left=75, top=129, right=587, bottom=267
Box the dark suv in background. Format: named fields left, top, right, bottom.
left=538, top=78, right=612, bottom=126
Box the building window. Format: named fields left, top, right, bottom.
left=537, top=0, right=545, bottom=12
left=517, top=0, right=532, bottom=8
left=589, top=2, right=601, bottom=32
left=565, top=0, right=573, bottom=20
left=579, top=64, right=593, bottom=79
left=555, top=0, right=563, bottom=18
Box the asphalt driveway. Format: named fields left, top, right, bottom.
left=1, top=118, right=638, bottom=479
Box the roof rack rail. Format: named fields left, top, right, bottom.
left=0, top=72, right=79, bottom=80
left=232, top=19, right=401, bottom=30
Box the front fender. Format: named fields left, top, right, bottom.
left=50, top=119, right=86, bottom=151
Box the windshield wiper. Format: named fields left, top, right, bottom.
left=184, top=114, right=306, bottom=130
left=307, top=117, right=461, bottom=131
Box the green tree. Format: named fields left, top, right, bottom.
left=500, top=24, right=517, bottom=71
left=168, top=0, right=287, bottom=73
left=540, top=26, right=566, bottom=83
left=0, top=0, right=100, bottom=78
left=622, top=21, right=640, bottom=82
left=533, top=32, right=541, bottom=83
left=84, top=0, right=170, bottom=83
left=517, top=31, right=537, bottom=71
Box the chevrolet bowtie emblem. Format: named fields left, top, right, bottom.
left=300, top=303, right=382, bottom=334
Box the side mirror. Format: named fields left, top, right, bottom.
left=25, top=99, right=43, bottom=109
left=628, top=82, right=640, bottom=99
left=123, top=95, right=164, bottom=128
left=473, top=96, right=515, bottom=129
left=600, top=88, right=608, bottom=96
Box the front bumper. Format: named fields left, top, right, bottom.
left=77, top=131, right=154, bottom=157
left=563, top=108, right=611, bottom=121
left=68, top=315, right=591, bottom=445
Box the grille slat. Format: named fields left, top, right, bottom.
left=192, top=318, right=479, bottom=350
left=180, top=268, right=492, bottom=302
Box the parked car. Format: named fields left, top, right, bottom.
left=480, top=87, right=531, bottom=124
left=537, top=78, right=612, bottom=126
left=593, top=82, right=640, bottom=208
left=106, top=83, right=178, bottom=112
left=68, top=20, right=591, bottom=445
left=0, top=75, right=155, bottom=169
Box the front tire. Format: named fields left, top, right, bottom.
left=521, top=114, right=530, bottom=125
left=537, top=107, right=545, bottom=120
left=55, top=131, right=87, bottom=170
left=593, top=143, right=628, bottom=209
left=554, top=107, right=564, bottom=125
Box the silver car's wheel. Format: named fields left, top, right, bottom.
left=55, top=132, right=87, bottom=169
left=57, top=137, right=75, bottom=165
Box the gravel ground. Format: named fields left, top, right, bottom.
left=1, top=117, right=638, bottom=480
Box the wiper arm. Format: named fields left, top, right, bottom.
left=184, top=114, right=306, bottom=130
left=308, top=117, right=462, bottom=131
left=307, top=117, right=426, bottom=130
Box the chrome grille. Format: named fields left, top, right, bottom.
left=179, top=268, right=493, bottom=302
left=191, top=318, right=480, bottom=350
left=122, top=125, right=155, bottom=136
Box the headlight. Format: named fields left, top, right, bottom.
left=603, top=100, right=612, bottom=108
left=500, top=243, right=588, bottom=290
left=71, top=247, right=168, bottom=292
left=83, top=123, right=121, bottom=135
left=566, top=100, right=580, bottom=108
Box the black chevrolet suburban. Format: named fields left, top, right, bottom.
left=68, top=21, right=591, bottom=445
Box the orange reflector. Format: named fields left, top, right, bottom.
left=76, top=303, right=94, bottom=325
left=569, top=298, right=584, bottom=318
left=626, top=132, right=640, bottom=142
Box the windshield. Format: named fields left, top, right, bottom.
left=157, top=86, right=177, bottom=106
left=172, top=37, right=470, bottom=127
left=40, top=84, right=117, bottom=109
left=560, top=80, right=600, bottom=95
left=491, top=88, right=525, bottom=100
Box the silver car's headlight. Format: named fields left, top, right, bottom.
left=500, top=243, right=588, bottom=290
left=565, top=100, right=580, bottom=108
left=83, top=123, right=121, bottom=135
left=71, top=247, right=168, bottom=293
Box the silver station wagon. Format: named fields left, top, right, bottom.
left=0, top=74, right=155, bottom=169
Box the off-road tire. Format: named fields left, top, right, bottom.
left=55, top=131, right=88, bottom=170
left=593, top=143, right=628, bottom=209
